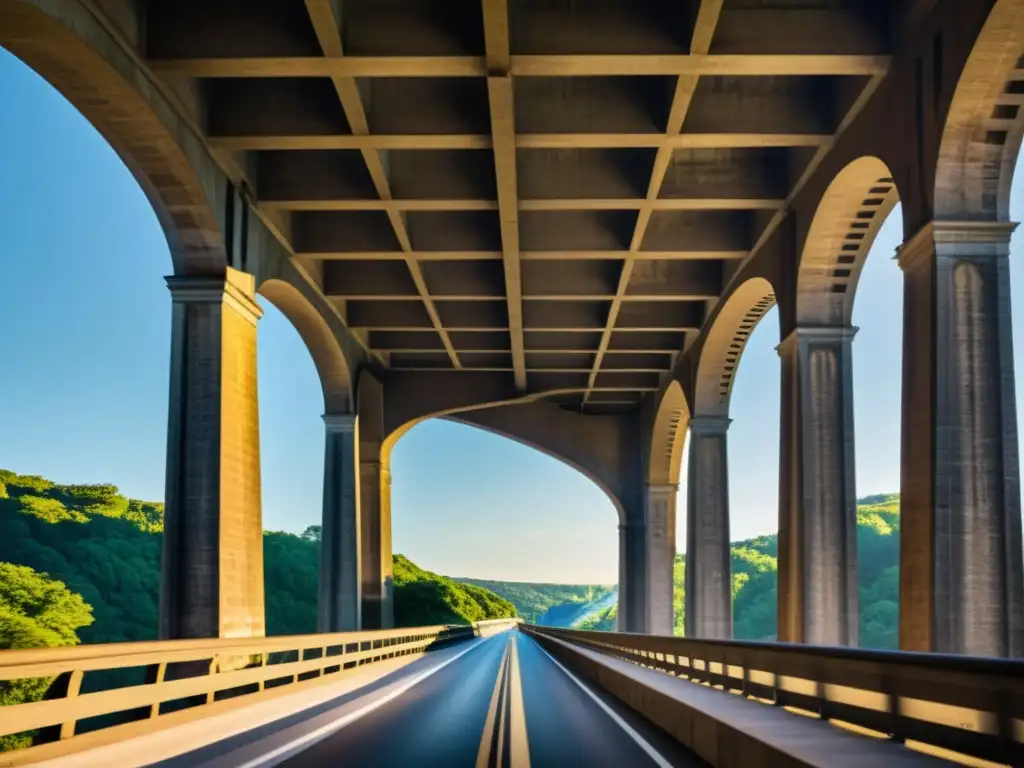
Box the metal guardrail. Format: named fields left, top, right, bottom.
left=0, top=618, right=519, bottom=750
left=524, top=625, right=1024, bottom=766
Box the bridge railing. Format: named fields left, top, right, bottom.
left=0, top=618, right=519, bottom=755
left=523, top=625, right=1024, bottom=766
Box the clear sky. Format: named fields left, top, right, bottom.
left=1, top=48, right=1021, bottom=583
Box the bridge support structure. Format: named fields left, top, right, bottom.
left=899, top=221, right=1024, bottom=657
left=777, top=327, right=859, bottom=647
left=684, top=417, right=733, bottom=640
left=161, top=268, right=266, bottom=640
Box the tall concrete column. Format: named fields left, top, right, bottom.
left=645, top=484, right=678, bottom=635
left=161, top=268, right=265, bottom=640
left=360, top=459, right=394, bottom=629
left=617, top=520, right=647, bottom=632
left=685, top=417, right=731, bottom=639
left=899, top=221, right=1023, bottom=657
left=319, top=414, right=361, bottom=632
left=777, top=327, right=859, bottom=646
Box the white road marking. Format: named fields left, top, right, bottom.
left=235, top=635, right=498, bottom=768
left=528, top=636, right=676, bottom=768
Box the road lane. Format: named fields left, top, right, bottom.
left=279, top=630, right=511, bottom=768
left=516, top=633, right=705, bottom=767
left=152, top=629, right=705, bottom=768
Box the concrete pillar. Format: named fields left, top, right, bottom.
left=776, top=327, right=859, bottom=646
left=161, top=268, right=265, bottom=640
left=899, top=221, right=1023, bottom=657
left=685, top=417, right=732, bottom=639
left=319, top=414, right=361, bottom=632
left=360, top=459, right=394, bottom=629
left=645, top=484, right=678, bottom=635
left=617, top=520, right=647, bottom=632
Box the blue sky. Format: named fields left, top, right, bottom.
left=1, top=49, right=1021, bottom=583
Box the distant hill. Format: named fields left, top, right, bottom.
left=578, top=494, right=901, bottom=649
left=455, top=578, right=615, bottom=625
left=0, top=469, right=516, bottom=643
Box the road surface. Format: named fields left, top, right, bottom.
left=155, top=629, right=705, bottom=768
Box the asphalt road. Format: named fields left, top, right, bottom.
left=155, top=629, right=705, bottom=768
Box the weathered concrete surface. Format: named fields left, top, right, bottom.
left=644, top=483, right=678, bottom=636
left=319, top=414, right=361, bottom=632
left=357, top=371, right=393, bottom=630
left=898, top=221, right=1023, bottom=657
left=161, top=268, right=265, bottom=640
left=685, top=417, right=732, bottom=640
left=777, top=327, right=859, bottom=647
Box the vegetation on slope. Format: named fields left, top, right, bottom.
left=455, top=578, right=614, bottom=624
left=0, top=469, right=516, bottom=737
left=563, top=495, right=901, bottom=648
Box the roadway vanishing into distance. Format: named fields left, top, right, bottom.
left=152, top=628, right=703, bottom=768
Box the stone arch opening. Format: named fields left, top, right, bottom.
left=797, top=157, right=900, bottom=326
left=647, top=380, right=690, bottom=487
left=0, top=0, right=225, bottom=275
left=382, top=407, right=626, bottom=524
left=694, top=277, right=777, bottom=418
left=935, top=0, right=1024, bottom=220
left=257, top=279, right=352, bottom=415
left=380, top=412, right=622, bottom=596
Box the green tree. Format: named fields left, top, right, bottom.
left=0, top=563, right=94, bottom=750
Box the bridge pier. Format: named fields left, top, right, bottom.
left=645, top=484, right=678, bottom=636
left=685, top=417, right=732, bottom=639
left=777, top=327, right=859, bottom=646
left=319, top=414, right=361, bottom=632
left=899, top=221, right=1024, bottom=657
left=617, top=520, right=647, bottom=633
left=359, top=458, right=394, bottom=629
left=160, top=268, right=265, bottom=640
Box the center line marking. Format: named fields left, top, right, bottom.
left=476, top=637, right=510, bottom=767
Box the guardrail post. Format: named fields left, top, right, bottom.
left=58, top=669, right=84, bottom=740
left=206, top=658, right=218, bottom=704
left=149, top=662, right=167, bottom=717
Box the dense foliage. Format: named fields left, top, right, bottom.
left=578, top=495, right=901, bottom=647
left=0, top=469, right=516, bottom=735
left=455, top=578, right=614, bottom=624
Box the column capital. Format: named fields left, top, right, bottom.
left=323, top=413, right=357, bottom=433
left=898, top=220, right=1018, bottom=271
left=776, top=325, right=858, bottom=357
left=647, top=483, right=679, bottom=498
left=165, top=268, right=263, bottom=325
left=689, top=415, right=731, bottom=434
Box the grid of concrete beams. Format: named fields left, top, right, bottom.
left=146, top=0, right=892, bottom=414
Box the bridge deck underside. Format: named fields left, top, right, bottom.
left=148, top=0, right=891, bottom=414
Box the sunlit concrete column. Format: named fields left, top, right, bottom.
left=899, top=221, right=1023, bottom=657
left=161, top=268, right=265, bottom=640
left=319, top=414, right=360, bottom=632
left=617, top=520, right=647, bottom=632
left=645, top=483, right=678, bottom=635
left=360, top=459, right=394, bottom=629
left=776, top=326, right=859, bottom=646
left=685, top=417, right=731, bottom=639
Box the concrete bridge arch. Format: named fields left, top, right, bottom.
left=0, top=0, right=228, bottom=277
